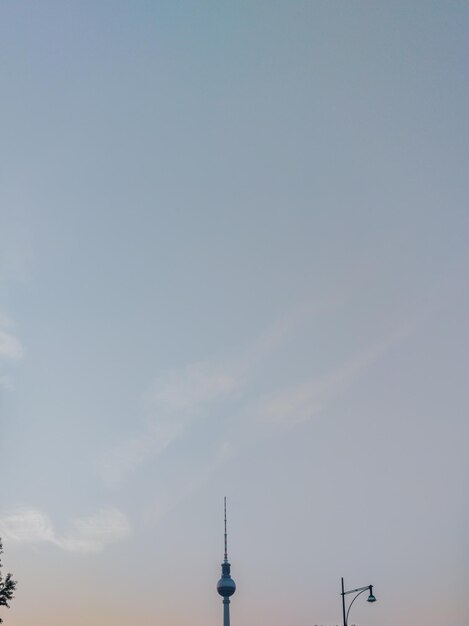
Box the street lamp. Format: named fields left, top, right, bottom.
left=341, top=577, right=376, bottom=626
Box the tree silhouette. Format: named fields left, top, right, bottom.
left=0, top=539, right=16, bottom=624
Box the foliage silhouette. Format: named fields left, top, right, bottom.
left=0, top=539, right=16, bottom=624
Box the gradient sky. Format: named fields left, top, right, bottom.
left=1, top=2, right=468, bottom=626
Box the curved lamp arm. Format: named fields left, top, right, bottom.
left=345, top=587, right=369, bottom=625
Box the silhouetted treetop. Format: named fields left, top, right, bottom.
left=0, top=539, right=16, bottom=624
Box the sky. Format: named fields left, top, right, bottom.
left=0, top=2, right=468, bottom=625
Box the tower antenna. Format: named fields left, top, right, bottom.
left=224, top=496, right=228, bottom=562
left=217, top=496, right=236, bottom=625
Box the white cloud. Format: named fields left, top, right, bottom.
left=0, top=507, right=131, bottom=554
left=0, top=508, right=55, bottom=544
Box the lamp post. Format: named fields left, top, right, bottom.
left=341, top=577, right=376, bottom=626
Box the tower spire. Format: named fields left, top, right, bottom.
left=224, top=496, right=228, bottom=563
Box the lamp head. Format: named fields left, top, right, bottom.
left=367, top=586, right=376, bottom=603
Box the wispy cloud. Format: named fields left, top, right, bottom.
left=236, top=298, right=338, bottom=377
left=0, top=314, right=23, bottom=391
left=246, top=325, right=411, bottom=429
left=57, top=509, right=131, bottom=553
left=99, top=293, right=413, bottom=498
left=0, top=330, right=23, bottom=360
left=0, top=222, right=33, bottom=283
left=100, top=361, right=237, bottom=487
left=142, top=361, right=236, bottom=414
left=98, top=304, right=330, bottom=488
left=0, top=507, right=131, bottom=554
left=140, top=327, right=404, bottom=526
left=0, top=375, right=15, bottom=391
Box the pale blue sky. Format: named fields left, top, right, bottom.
left=1, top=2, right=468, bottom=626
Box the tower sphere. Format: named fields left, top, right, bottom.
left=217, top=576, right=236, bottom=597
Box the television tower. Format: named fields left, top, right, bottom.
left=217, top=497, right=236, bottom=626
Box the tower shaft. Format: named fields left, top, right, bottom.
left=223, top=597, right=230, bottom=626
